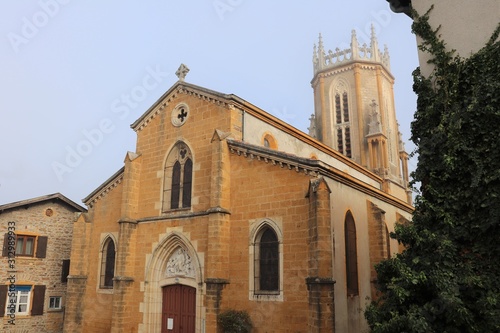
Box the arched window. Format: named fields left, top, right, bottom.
left=262, top=133, right=277, bottom=150
left=344, top=211, right=358, bottom=296
left=100, top=237, right=116, bottom=288
left=162, top=142, right=193, bottom=211
left=254, top=226, right=279, bottom=293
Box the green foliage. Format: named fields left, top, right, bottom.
left=365, top=6, right=500, bottom=333
left=218, top=309, right=253, bottom=333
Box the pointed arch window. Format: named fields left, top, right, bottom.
left=100, top=237, right=116, bottom=288
left=249, top=220, right=283, bottom=301
left=163, top=142, right=193, bottom=211
left=258, top=228, right=279, bottom=291
left=335, top=91, right=352, bottom=158
left=344, top=211, right=358, bottom=296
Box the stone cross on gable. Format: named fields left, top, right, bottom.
left=175, top=63, right=190, bottom=81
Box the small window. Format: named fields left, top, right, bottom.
left=100, top=238, right=116, bottom=288
left=0, top=285, right=45, bottom=316
left=262, top=134, right=277, bottom=149
left=8, top=286, right=32, bottom=316
left=2, top=234, right=47, bottom=258
left=16, top=235, right=35, bottom=256
left=49, top=296, right=62, bottom=310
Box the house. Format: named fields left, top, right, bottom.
left=386, top=0, right=499, bottom=76
left=63, top=29, right=412, bottom=333
left=0, top=193, right=86, bottom=332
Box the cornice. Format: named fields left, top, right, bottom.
left=228, top=139, right=320, bottom=177
left=311, top=61, right=394, bottom=87
left=227, top=139, right=413, bottom=213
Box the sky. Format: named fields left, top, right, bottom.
left=0, top=0, right=419, bottom=206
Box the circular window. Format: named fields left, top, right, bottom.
left=171, top=103, right=189, bottom=127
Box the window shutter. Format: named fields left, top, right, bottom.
left=61, top=259, right=71, bottom=283
left=2, top=233, right=8, bottom=257
left=36, top=236, right=48, bottom=258
left=0, top=285, right=7, bottom=316
left=31, top=285, right=46, bottom=316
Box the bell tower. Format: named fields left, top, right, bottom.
left=310, top=26, right=410, bottom=201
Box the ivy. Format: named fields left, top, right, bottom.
left=365, top=6, right=500, bottom=333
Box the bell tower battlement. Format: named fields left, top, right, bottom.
left=310, top=26, right=410, bottom=202
left=313, top=27, right=391, bottom=76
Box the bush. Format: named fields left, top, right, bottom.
left=218, top=309, right=253, bottom=333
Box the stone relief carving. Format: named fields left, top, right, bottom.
left=165, top=248, right=195, bottom=278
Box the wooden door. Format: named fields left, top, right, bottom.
left=162, top=285, right=196, bottom=333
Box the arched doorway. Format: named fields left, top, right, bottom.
left=162, top=285, right=196, bottom=333
left=142, top=232, right=203, bottom=332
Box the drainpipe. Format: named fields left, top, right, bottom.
left=241, top=108, right=245, bottom=142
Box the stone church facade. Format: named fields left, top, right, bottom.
left=63, top=29, right=412, bottom=333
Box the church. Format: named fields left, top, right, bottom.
left=63, top=28, right=412, bottom=333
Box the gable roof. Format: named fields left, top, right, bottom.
left=0, top=193, right=87, bottom=213
left=131, top=80, right=239, bottom=132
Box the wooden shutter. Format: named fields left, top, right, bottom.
left=0, top=285, right=7, bottom=316
left=61, top=259, right=71, bottom=283
left=36, top=236, right=48, bottom=258
left=31, top=285, right=46, bottom=315
left=2, top=233, right=8, bottom=257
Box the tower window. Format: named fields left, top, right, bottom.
left=337, top=128, right=344, bottom=154
left=342, top=92, right=349, bottom=122
left=334, top=90, right=352, bottom=158
left=335, top=94, right=342, bottom=124
left=345, top=126, right=352, bottom=158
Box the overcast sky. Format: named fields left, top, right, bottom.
left=0, top=0, right=419, bottom=206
